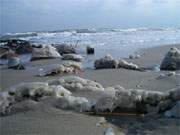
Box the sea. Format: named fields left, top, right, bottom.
left=1, top=28, right=180, bottom=68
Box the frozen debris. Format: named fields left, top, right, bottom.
left=31, top=45, right=61, bottom=61
left=1, top=77, right=179, bottom=116
left=8, top=82, right=72, bottom=101
left=118, top=59, right=143, bottom=71
left=9, top=82, right=51, bottom=101
left=62, top=54, right=84, bottom=62
left=55, top=95, right=92, bottom=112
left=41, top=62, right=83, bottom=76
left=48, top=76, right=104, bottom=92
left=0, top=82, right=73, bottom=114
left=50, top=85, right=72, bottom=98
left=93, top=86, right=179, bottom=114
left=160, top=47, right=180, bottom=71
left=94, top=54, right=119, bottom=69
left=164, top=101, right=180, bottom=118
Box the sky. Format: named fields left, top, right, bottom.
left=1, top=0, right=180, bottom=34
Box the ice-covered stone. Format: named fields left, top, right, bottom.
left=94, top=54, right=118, bottom=69
left=31, top=45, right=61, bottom=61
left=9, top=82, right=51, bottom=101
left=160, top=47, right=180, bottom=71
left=50, top=85, right=72, bottom=98
left=55, top=95, right=92, bottom=112
left=42, top=62, right=82, bottom=76
left=94, top=86, right=169, bottom=114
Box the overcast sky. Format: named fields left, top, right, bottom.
left=1, top=0, right=180, bottom=34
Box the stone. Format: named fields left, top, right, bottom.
left=31, top=45, right=61, bottom=61
left=54, top=44, right=76, bottom=55
left=62, top=54, right=84, bottom=62
left=94, top=54, right=118, bottom=69
left=160, top=47, right=180, bottom=70
left=86, top=46, right=94, bottom=54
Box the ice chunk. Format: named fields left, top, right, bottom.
left=56, top=95, right=92, bottom=112
left=49, top=76, right=104, bottom=92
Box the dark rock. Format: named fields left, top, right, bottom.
left=0, top=39, right=33, bottom=54
left=86, top=46, right=94, bottom=54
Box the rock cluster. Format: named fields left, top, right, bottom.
left=160, top=47, right=180, bottom=71
left=0, top=39, right=33, bottom=54
left=95, top=54, right=143, bottom=71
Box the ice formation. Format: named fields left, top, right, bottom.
left=48, top=76, right=104, bottom=92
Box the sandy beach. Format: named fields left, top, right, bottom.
left=0, top=44, right=180, bottom=135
